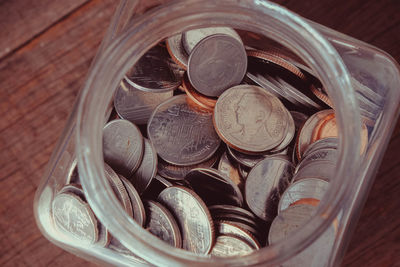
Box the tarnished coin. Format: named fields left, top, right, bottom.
left=186, top=168, right=244, bottom=207
left=166, top=34, right=188, bottom=69
left=216, top=221, right=261, bottom=249
left=238, top=164, right=249, bottom=180
left=158, top=152, right=218, bottom=181
left=217, top=151, right=244, bottom=191
left=144, top=200, right=182, bottom=248
left=104, top=164, right=134, bottom=218
left=52, top=192, right=98, bottom=245
left=214, top=85, right=289, bottom=153
left=103, top=119, right=144, bottom=178
left=131, top=138, right=157, bottom=194
left=119, top=175, right=146, bottom=227
left=226, top=145, right=265, bottom=168
left=210, top=235, right=254, bottom=257
left=278, top=178, right=329, bottom=212
left=188, top=34, right=247, bottom=97
left=158, top=186, right=214, bottom=254
left=114, top=79, right=173, bottom=125
left=245, top=157, right=294, bottom=221
left=182, top=27, right=242, bottom=54
left=125, top=44, right=183, bottom=92
left=147, top=95, right=220, bottom=166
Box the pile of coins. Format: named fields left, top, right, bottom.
left=52, top=27, right=373, bottom=259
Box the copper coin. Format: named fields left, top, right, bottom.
left=103, top=119, right=144, bottom=178
left=188, top=34, right=247, bottom=97
left=215, top=221, right=261, bottom=250
left=147, top=95, right=221, bottom=166
left=290, top=198, right=320, bottom=207
left=217, top=151, right=244, bottom=191
left=158, top=186, right=214, bottom=254
left=245, top=157, right=294, bottom=221
left=166, top=34, right=188, bottom=69
left=182, top=73, right=217, bottom=111
left=114, top=79, right=173, bottom=125
left=119, top=175, right=146, bottom=227
left=144, top=200, right=182, bottom=248
left=210, top=235, right=254, bottom=257
left=214, top=85, right=289, bottom=153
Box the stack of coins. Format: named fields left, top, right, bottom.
left=52, top=27, right=372, bottom=259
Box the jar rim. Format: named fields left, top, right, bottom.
left=77, top=0, right=361, bottom=265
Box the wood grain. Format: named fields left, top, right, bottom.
left=0, top=0, right=399, bottom=266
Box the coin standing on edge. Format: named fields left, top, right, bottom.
left=210, top=235, right=254, bottom=257
left=103, top=119, right=144, bottom=178
left=144, top=200, right=182, bottom=248
left=216, top=221, right=261, bottom=249
left=147, top=95, right=220, bottom=166
left=158, top=186, right=214, bottom=254
left=166, top=34, right=188, bottom=69
left=119, top=175, right=146, bottom=227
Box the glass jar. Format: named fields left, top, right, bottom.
left=34, top=0, right=400, bottom=266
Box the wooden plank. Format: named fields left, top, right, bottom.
left=0, top=0, right=88, bottom=60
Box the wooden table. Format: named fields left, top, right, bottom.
left=0, top=0, right=399, bottom=266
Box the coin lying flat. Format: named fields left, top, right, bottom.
left=147, top=95, right=220, bottom=166
left=130, top=138, right=157, bottom=194
left=245, top=157, right=294, bottom=221
left=214, top=85, right=289, bottom=153
left=278, top=178, right=329, bottom=212
left=125, top=44, right=183, bottom=92
left=188, top=34, right=247, bottom=97
left=52, top=192, right=98, bottom=245
left=182, top=27, right=242, bottom=54
left=119, top=175, right=146, bottom=227
left=103, top=119, right=144, bottom=178
left=158, top=186, right=214, bottom=254
left=144, top=200, right=182, bottom=248
left=210, top=235, right=254, bottom=257
left=166, top=34, right=188, bottom=69
left=114, top=79, right=173, bottom=125
left=216, top=221, right=261, bottom=249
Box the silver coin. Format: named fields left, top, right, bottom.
left=188, top=34, right=247, bottom=97
left=226, top=145, right=265, bottom=168
left=186, top=167, right=244, bottom=207
left=182, top=27, right=242, bottom=54
left=293, top=160, right=335, bottom=182
left=290, top=111, right=309, bottom=132
left=103, top=119, right=144, bottom=178
left=245, top=157, right=294, bottom=221
left=130, top=138, right=157, bottom=194
left=269, top=204, right=316, bottom=244
left=296, top=147, right=338, bottom=173
left=166, top=34, right=188, bottom=68
left=108, top=237, right=148, bottom=265
left=147, top=95, right=220, bottom=166
left=238, top=164, right=249, bottom=180
left=216, top=221, right=261, bottom=249
left=52, top=192, right=98, bottom=245
left=214, top=85, right=289, bottom=153
left=66, top=159, right=80, bottom=184
left=210, top=235, right=254, bottom=257
left=209, top=205, right=259, bottom=223
left=119, top=175, right=146, bottom=227
left=158, top=186, right=214, bottom=254
left=104, top=164, right=134, bottom=218
left=302, top=137, right=338, bottom=157
left=217, top=151, right=244, bottom=191
left=269, top=109, right=295, bottom=153
left=144, top=200, right=182, bottom=248
left=158, top=152, right=218, bottom=181
left=59, top=183, right=85, bottom=200
left=278, top=178, right=329, bottom=212
left=114, top=79, right=173, bottom=125
left=125, top=44, right=182, bottom=92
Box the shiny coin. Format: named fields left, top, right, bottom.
left=245, top=157, right=294, bottom=221
left=214, top=85, right=289, bottom=153
left=114, top=79, right=173, bottom=125
left=182, top=27, right=242, bottom=54
left=186, top=168, right=244, bottom=207
left=147, top=95, right=220, bottom=166
left=104, top=164, right=134, bottom=218
left=302, top=137, right=338, bottom=157
left=182, top=73, right=217, bottom=111
left=108, top=238, right=148, bottom=265
left=217, top=151, right=244, bottom=191
left=296, top=147, right=338, bottom=173
left=269, top=109, right=295, bottom=153
left=208, top=205, right=259, bottom=223
left=52, top=192, right=98, bottom=245
left=216, top=221, right=261, bottom=249
left=144, top=200, right=182, bottom=248
left=293, top=160, right=335, bottom=182
left=103, top=119, right=144, bottom=178
left=130, top=138, right=157, bottom=194
left=238, top=164, right=249, bottom=180
left=158, top=186, right=214, bottom=254
left=166, top=34, right=188, bottom=69
left=188, top=34, right=247, bottom=97
left=278, top=178, right=329, bottom=212
left=290, top=198, right=320, bottom=207
left=59, top=183, right=85, bottom=200
left=158, top=152, right=218, bottom=181
left=226, top=145, right=265, bottom=168
left=119, top=175, right=146, bottom=226
left=66, top=159, right=79, bottom=184
left=210, top=235, right=254, bottom=257
left=211, top=212, right=260, bottom=236
left=125, top=44, right=183, bottom=92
